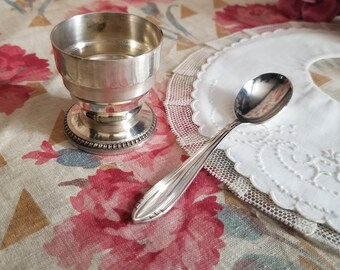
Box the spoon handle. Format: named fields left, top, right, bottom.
left=132, top=119, right=241, bottom=223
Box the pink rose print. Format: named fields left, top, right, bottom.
left=23, top=140, right=103, bottom=169
left=121, top=0, right=174, bottom=7
left=277, top=0, right=340, bottom=22
left=0, top=44, right=51, bottom=115
left=44, top=167, right=224, bottom=270
left=215, top=4, right=289, bottom=33
left=0, top=44, right=51, bottom=84
left=22, top=140, right=60, bottom=165
left=66, top=0, right=128, bottom=17
left=0, top=85, right=35, bottom=116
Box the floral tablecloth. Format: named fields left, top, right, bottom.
left=1, top=0, right=340, bottom=269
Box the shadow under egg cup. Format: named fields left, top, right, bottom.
left=50, top=12, right=163, bottom=154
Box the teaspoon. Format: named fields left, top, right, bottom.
left=132, top=73, right=293, bottom=223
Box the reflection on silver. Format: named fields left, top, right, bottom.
left=50, top=12, right=163, bottom=154
left=132, top=73, right=293, bottom=223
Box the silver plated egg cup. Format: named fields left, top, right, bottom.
left=50, top=12, right=163, bottom=154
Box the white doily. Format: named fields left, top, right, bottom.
left=192, top=24, right=340, bottom=232
left=165, top=22, right=340, bottom=251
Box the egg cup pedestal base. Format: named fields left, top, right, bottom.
left=64, top=103, right=156, bottom=155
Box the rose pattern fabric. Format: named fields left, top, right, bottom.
left=22, top=140, right=103, bottom=168
left=66, top=0, right=128, bottom=17
left=0, top=45, right=50, bottom=84
left=121, top=0, right=174, bottom=6
left=66, top=0, right=174, bottom=17
left=215, top=1, right=340, bottom=33
left=22, top=141, right=60, bottom=165
left=215, top=4, right=290, bottom=33
left=277, top=0, right=340, bottom=22
left=0, top=84, right=35, bottom=116
left=44, top=167, right=224, bottom=270
left=0, top=44, right=51, bottom=115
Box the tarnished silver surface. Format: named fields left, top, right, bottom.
left=50, top=12, right=163, bottom=153
left=132, top=73, right=293, bottom=223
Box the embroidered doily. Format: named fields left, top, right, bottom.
left=165, top=22, right=340, bottom=251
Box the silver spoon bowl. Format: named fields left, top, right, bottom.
left=132, top=73, right=293, bottom=223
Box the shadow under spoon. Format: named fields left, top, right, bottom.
left=132, top=72, right=293, bottom=223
